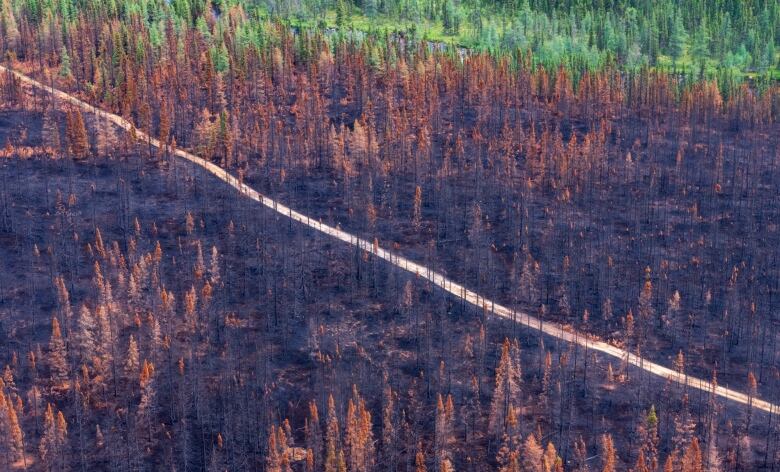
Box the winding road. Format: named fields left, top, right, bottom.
left=3, top=64, right=778, bottom=416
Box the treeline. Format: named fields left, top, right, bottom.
left=261, top=0, right=778, bottom=76
left=2, top=0, right=778, bottom=84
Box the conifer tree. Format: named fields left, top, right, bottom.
left=518, top=250, right=540, bottom=308
left=267, top=425, right=282, bottom=472
left=48, top=317, right=69, bottom=386
left=705, top=418, right=722, bottom=472
left=59, top=47, right=72, bottom=78
left=600, top=434, right=617, bottom=472
left=137, top=360, right=156, bottom=444
left=66, top=109, right=89, bottom=158
left=634, top=450, right=650, bottom=472
left=305, top=401, right=323, bottom=469
left=0, top=390, right=25, bottom=463
left=543, top=442, right=562, bottom=472
left=39, top=404, right=67, bottom=470
left=345, top=387, right=374, bottom=472
left=95, top=304, right=114, bottom=368
left=681, top=437, right=703, bottom=472
left=74, top=305, right=97, bottom=366
left=412, top=186, right=422, bottom=231
left=489, top=339, right=521, bottom=436
left=209, top=246, right=221, bottom=285
left=522, top=434, right=544, bottom=472
left=414, top=443, right=427, bottom=472
left=158, top=98, right=171, bottom=147
left=381, top=379, right=397, bottom=469
left=38, top=404, right=56, bottom=468
left=642, top=405, right=660, bottom=469
left=124, top=335, right=139, bottom=379
left=637, top=268, right=655, bottom=336
left=0, top=0, right=19, bottom=51
left=435, top=394, right=455, bottom=468
left=670, top=16, right=688, bottom=67
left=325, top=394, right=340, bottom=472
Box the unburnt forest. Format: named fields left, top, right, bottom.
left=0, top=0, right=780, bottom=471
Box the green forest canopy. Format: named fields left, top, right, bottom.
left=3, top=0, right=778, bottom=83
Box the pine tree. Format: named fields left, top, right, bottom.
left=681, top=437, right=703, bottom=472
left=573, top=436, right=589, bottom=472
left=337, top=449, right=347, bottom=472
left=59, top=47, right=72, bottom=78
left=184, top=286, right=198, bottom=331
left=48, top=317, right=69, bottom=386
left=345, top=387, right=374, bottom=472
left=158, top=97, right=171, bottom=147
left=412, top=185, right=422, bottom=231
left=39, top=404, right=66, bottom=470
left=705, top=418, right=722, bottom=471
left=663, top=453, right=675, bottom=472
left=435, top=394, right=455, bottom=468
left=305, top=401, right=323, bottom=469
left=489, top=339, right=522, bottom=436
left=518, top=250, right=540, bottom=308
left=602, top=297, right=613, bottom=321
left=670, top=16, right=688, bottom=67
left=522, top=434, right=544, bottom=472
left=664, top=290, right=681, bottom=328
left=195, top=108, right=217, bottom=159
left=74, top=305, right=97, bottom=366
left=267, top=425, right=282, bottom=472
left=137, top=360, right=156, bottom=444
left=673, top=395, right=696, bottom=453
left=381, top=379, right=397, bottom=469
left=600, top=434, right=617, bottom=472
left=38, top=404, right=56, bottom=468
left=335, top=0, right=348, bottom=29
left=642, top=405, right=660, bottom=468
left=325, top=394, right=340, bottom=472
left=689, top=24, right=710, bottom=74
left=124, top=335, right=139, bottom=378
left=543, top=442, right=562, bottom=472
left=216, top=110, right=233, bottom=167
left=66, top=109, right=89, bottom=158
left=209, top=246, right=221, bottom=285
left=415, top=443, right=427, bottom=472
left=95, top=304, right=114, bottom=367
left=634, top=450, right=650, bottom=472
left=637, top=268, right=655, bottom=334
left=0, top=390, right=25, bottom=463
left=1, top=0, right=19, bottom=51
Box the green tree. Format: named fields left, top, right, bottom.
left=690, top=23, right=710, bottom=76
left=670, top=15, right=688, bottom=67
left=364, top=0, right=377, bottom=18
left=442, top=0, right=459, bottom=35
left=336, top=0, right=348, bottom=29
left=59, top=46, right=72, bottom=78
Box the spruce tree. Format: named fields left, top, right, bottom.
left=48, top=318, right=69, bottom=386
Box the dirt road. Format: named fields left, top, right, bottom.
left=3, top=64, right=776, bottom=416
